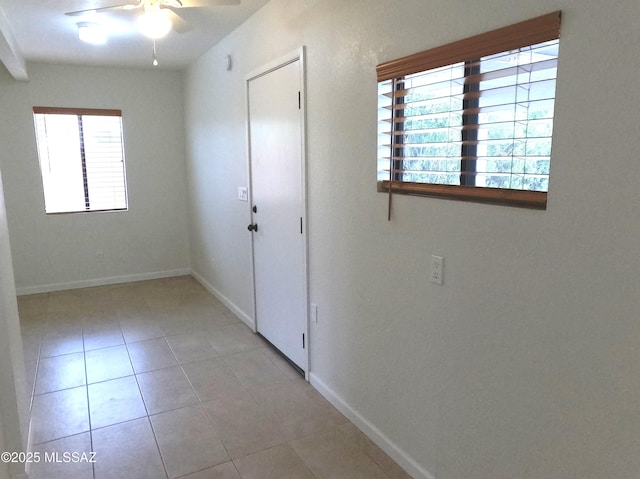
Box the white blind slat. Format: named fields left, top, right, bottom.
left=377, top=37, right=559, bottom=194
left=33, top=110, right=128, bottom=214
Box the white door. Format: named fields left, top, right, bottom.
left=247, top=54, right=307, bottom=371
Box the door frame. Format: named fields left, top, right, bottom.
left=245, top=47, right=310, bottom=379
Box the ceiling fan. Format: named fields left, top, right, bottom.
left=65, top=0, right=240, bottom=64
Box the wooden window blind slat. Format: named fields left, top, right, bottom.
left=377, top=11, right=561, bottom=82
left=376, top=11, right=561, bottom=212
left=33, top=106, right=122, bottom=117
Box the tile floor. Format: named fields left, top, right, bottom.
left=17, top=276, right=411, bottom=479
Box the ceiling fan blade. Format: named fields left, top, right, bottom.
left=164, top=8, right=192, bottom=34
left=65, top=1, right=143, bottom=17
left=161, top=5, right=211, bottom=26
left=162, top=0, right=184, bottom=7
left=179, top=0, right=241, bottom=7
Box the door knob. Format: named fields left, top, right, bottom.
left=247, top=223, right=258, bottom=232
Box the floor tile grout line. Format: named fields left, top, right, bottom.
left=142, top=415, right=170, bottom=479
left=25, top=295, right=45, bottom=449
left=30, top=429, right=91, bottom=447
left=230, top=442, right=321, bottom=479
left=91, top=294, right=166, bottom=477
left=167, top=321, right=309, bottom=458
left=164, top=331, right=238, bottom=468
left=81, top=315, right=97, bottom=479
left=175, top=460, right=245, bottom=479
left=287, top=443, right=322, bottom=479
left=27, top=310, right=46, bottom=414
left=87, top=296, right=156, bottom=478
left=165, top=316, right=313, bottom=469
left=25, top=279, right=405, bottom=479
left=124, top=331, right=171, bottom=479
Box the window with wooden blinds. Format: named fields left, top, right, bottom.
left=33, top=107, right=129, bottom=214
left=377, top=11, right=561, bottom=212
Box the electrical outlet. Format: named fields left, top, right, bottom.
left=430, top=255, right=444, bottom=285
left=238, top=187, right=248, bottom=202
left=96, top=251, right=105, bottom=263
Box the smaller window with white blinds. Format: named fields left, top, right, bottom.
left=33, top=107, right=128, bottom=214
left=377, top=11, right=562, bottom=210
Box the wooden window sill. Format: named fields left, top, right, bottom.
left=377, top=181, right=547, bottom=210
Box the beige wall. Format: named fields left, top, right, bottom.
left=0, top=170, right=27, bottom=479
left=0, top=63, right=191, bottom=293
left=185, top=1, right=640, bottom=478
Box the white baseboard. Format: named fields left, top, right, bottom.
left=309, top=372, right=435, bottom=479
left=191, top=270, right=255, bottom=330
left=15, top=268, right=192, bottom=296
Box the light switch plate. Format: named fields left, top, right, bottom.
left=238, top=187, right=248, bottom=202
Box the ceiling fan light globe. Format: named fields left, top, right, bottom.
left=78, top=22, right=107, bottom=45
left=137, top=10, right=172, bottom=39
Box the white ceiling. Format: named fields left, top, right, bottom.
left=0, top=0, right=270, bottom=80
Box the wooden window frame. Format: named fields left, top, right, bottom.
left=377, top=11, right=561, bottom=211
